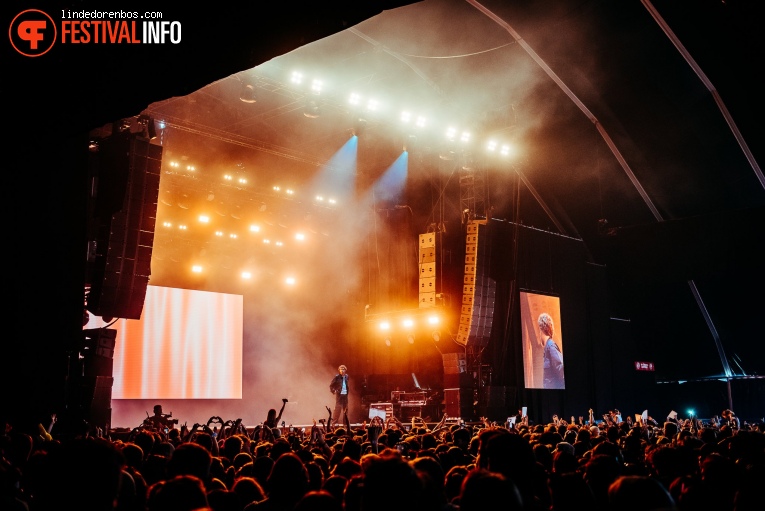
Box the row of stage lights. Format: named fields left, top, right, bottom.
left=166, top=161, right=341, bottom=207
left=187, top=263, right=299, bottom=287
left=371, top=312, right=444, bottom=346
left=159, top=218, right=308, bottom=248
left=287, top=70, right=519, bottom=157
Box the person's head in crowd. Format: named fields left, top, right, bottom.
left=305, top=460, right=325, bottom=491
left=343, top=475, right=364, bottom=511
left=360, top=451, right=428, bottom=511
left=147, top=474, right=209, bottom=511
left=269, top=437, right=292, bottom=461
left=264, top=452, right=309, bottom=508
left=222, top=436, right=243, bottom=464
left=254, top=442, right=271, bottom=458
left=458, top=468, right=523, bottom=511
left=607, top=475, right=676, bottom=511
left=250, top=454, right=274, bottom=489
left=549, top=471, right=596, bottom=511
left=34, top=437, right=125, bottom=511
left=134, top=430, right=156, bottom=460
left=476, top=427, right=541, bottom=508
left=120, top=442, right=144, bottom=472
left=321, top=474, right=348, bottom=503
left=193, top=431, right=216, bottom=453
left=699, top=453, right=738, bottom=508
left=606, top=426, right=620, bottom=444
left=533, top=443, right=553, bottom=472
left=231, top=476, right=266, bottom=508
left=167, top=441, right=213, bottom=483
left=420, top=433, right=437, bottom=451
left=576, top=428, right=591, bottom=445
left=232, top=452, right=253, bottom=472
left=154, top=441, right=175, bottom=458
left=332, top=457, right=362, bottom=479
left=294, top=489, right=343, bottom=511
left=583, top=454, right=622, bottom=505
left=341, top=437, right=362, bottom=462
left=552, top=449, right=578, bottom=474
left=444, top=464, right=469, bottom=505
left=452, top=427, right=471, bottom=451
left=663, top=421, right=678, bottom=440
left=409, top=455, right=446, bottom=508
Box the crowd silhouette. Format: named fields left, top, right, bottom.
left=1, top=405, right=763, bottom=511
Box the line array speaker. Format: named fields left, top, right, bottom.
left=456, top=221, right=496, bottom=346
left=88, top=130, right=162, bottom=320
left=418, top=232, right=437, bottom=307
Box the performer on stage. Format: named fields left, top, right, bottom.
left=329, top=364, right=349, bottom=425
left=146, top=404, right=178, bottom=431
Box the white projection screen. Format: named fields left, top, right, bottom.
left=84, top=285, right=243, bottom=399
left=520, top=291, right=565, bottom=390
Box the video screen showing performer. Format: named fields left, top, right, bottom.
left=520, top=292, right=565, bottom=389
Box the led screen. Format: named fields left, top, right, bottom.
left=520, top=291, right=565, bottom=389
left=85, top=285, right=243, bottom=399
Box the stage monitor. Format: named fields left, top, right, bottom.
left=84, top=285, right=243, bottom=399
left=520, top=291, right=566, bottom=389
